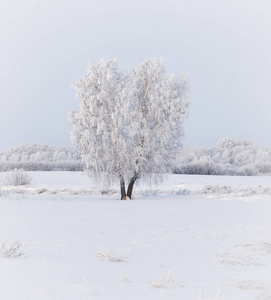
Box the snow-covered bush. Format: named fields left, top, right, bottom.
left=4, top=169, right=32, bottom=186
left=175, top=161, right=222, bottom=175
left=256, top=163, right=271, bottom=174
left=176, top=188, right=190, bottom=195
left=238, top=164, right=257, bottom=176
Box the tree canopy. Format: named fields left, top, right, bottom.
left=70, top=58, right=190, bottom=199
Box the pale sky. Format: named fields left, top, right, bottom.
left=0, top=0, right=271, bottom=150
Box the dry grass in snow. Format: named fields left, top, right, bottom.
left=217, top=248, right=262, bottom=266
left=217, top=241, right=271, bottom=267
left=0, top=241, right=24, bottom=258
left=95, top=249, right=129, bottom=262
left=151, top=271, right=176, bottom=289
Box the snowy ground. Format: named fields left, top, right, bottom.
left=0, top=172, right=271, bottom=299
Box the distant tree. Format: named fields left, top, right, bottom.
left=69, top=58, right=190, bottom=199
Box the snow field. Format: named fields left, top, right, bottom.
left=0, top=173, right=271, bottom=299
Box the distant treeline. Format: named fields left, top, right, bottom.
left=0, top=143, right=83, bottom=171
left=175, top=137, right=271, bottom=176
left=1, top=138, right=271, bottom=175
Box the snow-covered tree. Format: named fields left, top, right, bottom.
left=69, top=58, right=190, bottom=199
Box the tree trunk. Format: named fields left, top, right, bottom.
left=120, top=178, right=127, bottom=200
left=127, top=173, right=138, bottom=199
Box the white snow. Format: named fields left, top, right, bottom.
left=0, top=172, right=271, bottom=299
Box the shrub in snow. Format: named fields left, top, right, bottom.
left=0, top=241, right=24, bottom=258
left=256, top=163, right=271, bottom=174
left=238, top=164, right=257, bottom=176
left=175, top=161, right=223, bottom=175
left=4, top=169, right=32, bottom=186
left=176, top=188, right=190, bottom=195
left=201, top=185, right=232, bottom=195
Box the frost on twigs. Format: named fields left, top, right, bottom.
left=0, top=241, right=25, bottom=258
left=95, top=249, right=129, bottom=262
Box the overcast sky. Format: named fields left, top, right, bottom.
left=0, top=0, right=270, bottom=150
